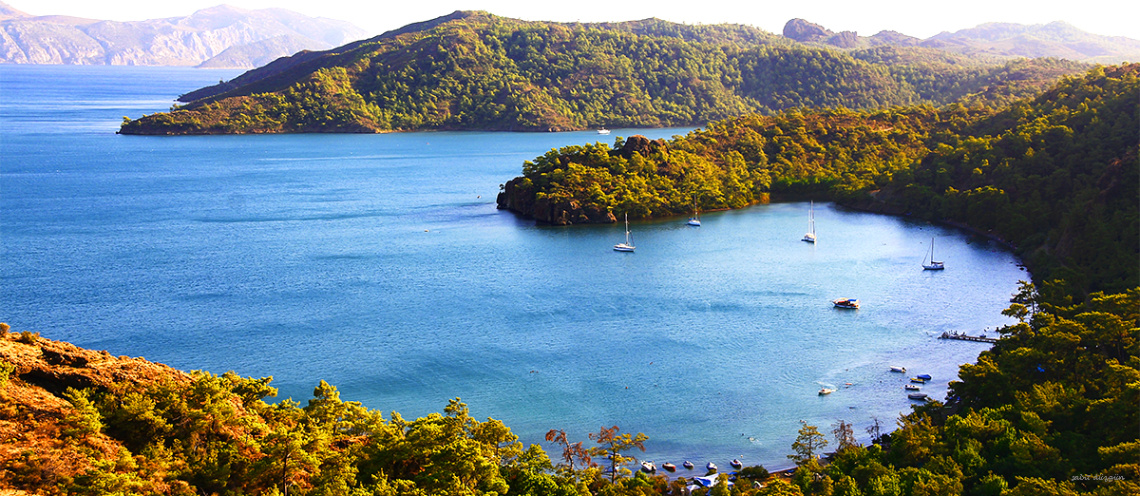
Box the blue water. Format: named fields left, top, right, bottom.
left=1, top=65, right=1026, bottom=470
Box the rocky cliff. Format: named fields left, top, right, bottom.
left=0, top=3, right=368, bottom=67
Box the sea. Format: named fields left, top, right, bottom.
left=0, top=65, right=1027, bottom=471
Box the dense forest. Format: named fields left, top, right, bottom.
left=497, top=64, right=1139, bottom=297
left=7, top=45, right=1138, bottom=496
left=118, top=12, right=1087, bottom=135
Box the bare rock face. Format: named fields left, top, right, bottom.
left=783, top=19, right=833, bottom=43
left=827, top=31, right=860, bottom=48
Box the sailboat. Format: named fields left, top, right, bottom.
left=687, top=199, right=701, bottom=226
left=922, top=237, right=945, bottom=270
left=614, top=213, right=635, bottom=252
left=802, top=201, right=816, bottom=243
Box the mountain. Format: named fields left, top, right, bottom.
left=118, top=11, right=1090, bottom=135
left=0, top=2, right=368, bottom=67
left=782, top=18, right=1140, bottom=64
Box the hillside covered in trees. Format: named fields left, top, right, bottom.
left=497, top=63, right=1139, bottom=297
left=118, top=11, right=1088, bottom=135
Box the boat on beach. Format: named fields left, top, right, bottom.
left=833, top=298, right=859, bottom=309
left=614, top=213, right=635, bottom=252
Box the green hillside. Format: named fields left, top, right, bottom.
left=118, top=11, right=1087, bottom=135
left=497, top=64, right=1139, bottom=296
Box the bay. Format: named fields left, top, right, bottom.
left=0, top=65, right=1025, bottom=470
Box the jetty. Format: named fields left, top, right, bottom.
left=939, top=331, right=997, bottom=343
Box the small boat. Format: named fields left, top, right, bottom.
left=662, top=462, right=677, bottom=472
left=614, top=213, right=635, bottom=252
left=640, top=461, right=656, bottom=473
left=923, top=237, right=945, bottom=270
left=904, top=384, right=921, bottom=391
left=802, top=200, right=816, bottom=243
left=819, top=388, right=835, bottom=395
left=706, top=461, right=718, bottom=472
left=911, top=377, right=926, bottom=383
left=916, top=374, right=932, bottom=381
left=683, top=460, right=694, bottom=470
left=833, top=298, right=859, bottom=309
left=908, top=393, right=929, bottom=401
left=731, top=459, right=743, bottom=469
left=890, top=366, right=907, bottom=373
left=597, top=128, right=610, bottom=135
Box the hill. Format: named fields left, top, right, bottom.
left=782, top=18, right=1140, bottom=64
left=0, top=2, right=368, bottom=67
left=496, top=63, right=1139, bottom=296
left=119, top=11, right=1090, bottom=135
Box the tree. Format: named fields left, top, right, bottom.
left=546, top=429, right=592, bottom=472
left=789, top=421, right=829, bottom=465
left=588, top=425, right=648, bottom=482
left=832, top=420, right=858, bottom=453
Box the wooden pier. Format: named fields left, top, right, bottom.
left=939, top=331, right=997, bottom=343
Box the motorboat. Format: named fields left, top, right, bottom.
left=916, top=374, right=932, bottom=381
left=911, top=377, right=926, bottom=383
left=819, top=388, right=835, bottom=395
left=597, top=128, right=610, bottom=135
left=890, top=366, right=906, bottom=373
left=731, top=459, right=743, bottom=469
left=904, top=384, right=921, bottom=391
left=662, top=462, right=677, bottom=472
left=640, top=461, right=656, bottom=473
left=833, top=298, right=859, bottom=309
left=614, top=213, right=635, bottom=252
left=908, top=393, right=929, bottom=401
left=706, top=462, right=718, bottom=472
left=682, top=460, right=694, bottom=470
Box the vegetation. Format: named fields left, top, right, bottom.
left=498, top=63, right=1139, bottom=297
left=119, top=12, right=1087, bottom=135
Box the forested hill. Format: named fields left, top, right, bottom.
left=119, top=11, right=1088, bottom=135
left=497, top=64, right=1139, bottom=296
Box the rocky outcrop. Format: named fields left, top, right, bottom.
left=497, top=135, right=665, bottom=225
left=782, top=18, right=831, bottom=43
left=0, top=3, right=368, bottom=66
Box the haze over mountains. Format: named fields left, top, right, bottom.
left=0, top=2, right=368, bottom=67
left=783, top=18, right=1140, bottom=64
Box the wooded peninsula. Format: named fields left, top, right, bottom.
left=4, top=11, right=1136, bottom=496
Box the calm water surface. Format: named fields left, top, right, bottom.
left=1, top=65, right=1026, bottom=469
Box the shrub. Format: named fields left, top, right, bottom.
left=16, top=331, right=40, bottom=344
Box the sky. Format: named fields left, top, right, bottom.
left=8, top=0, right=1140, bottom=40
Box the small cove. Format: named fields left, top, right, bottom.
left=0, top=65, right=1025, bottom=469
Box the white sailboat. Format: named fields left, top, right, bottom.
left=687, top=199, right=701, bottom=226
left=802, top=201, right=816, bottom=243
left=614, top=213, right=635, bottom=252
left=922, top=237, right=944, bottom=270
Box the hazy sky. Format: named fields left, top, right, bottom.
left=9, top=0, right=1139, bottom=40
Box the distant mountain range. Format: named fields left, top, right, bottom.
left=0, top=2, right=368, bottom=67
left=782, top=18, right=1140, bottom=64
